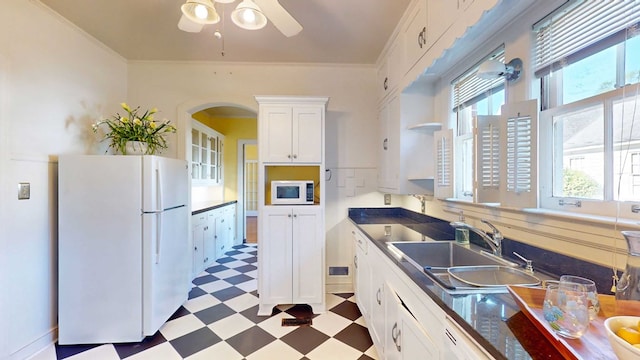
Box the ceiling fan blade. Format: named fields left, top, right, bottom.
left=178, top=14, right=205, bottom=33
left=253, top=0, right=302, bottom=37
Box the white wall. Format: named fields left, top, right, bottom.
left=125, top=61, right=385, bottom=291
left=0, top=1, right=127, bottom=359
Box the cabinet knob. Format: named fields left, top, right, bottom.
left=354, top=255, right=358, bottom=268
left=293, top=214, right=297, bottom=218
left=288, top=214, right=292, bottom=218
left=383, top=77, right=388, bottom=90
left=293, top=154, right=297, bottom=159
left=383, top=138, right=388, bottom=150
left=376, top=288, right=382, bottom=305
left=287, top=154, right=292, bottom=159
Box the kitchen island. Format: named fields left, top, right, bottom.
left=349, top=207, right=565, bottom=360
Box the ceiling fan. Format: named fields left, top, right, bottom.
left=178, top=0, right=303, bottom=37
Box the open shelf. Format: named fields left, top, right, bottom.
left=407, top=122, right=442, bottom=133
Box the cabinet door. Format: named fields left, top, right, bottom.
left=352, top=228, right=370, bottom=320
left=261, top=207, right=294, bottom=304
left=292, top=106, right=323, bottom=163
left=403, top=0, right=428, bottom=72
left=215, top=214, right=227, bottom=259
left=442, top=317, right=491, bottom=360
left=192, top=214, right=206, bottom=277
left=369, top=251, right=386, bottom=355
left=261, top=106, right=294, bottom=162
left=378, top=95, right=400, bottom=191
left=385, top=282, right=400, bottom=360
left=202, top=212, right=215, bottom=265
left=292, top=206, right=323, bottom=304
left=399, top=305, right=439, bottom=360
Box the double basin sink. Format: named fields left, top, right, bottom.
left=389, top=241, right=541, bottom=293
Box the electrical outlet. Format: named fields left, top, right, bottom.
left=384, top=194, right=391, bottom=205
left=18, top=182, right=30, bottom=200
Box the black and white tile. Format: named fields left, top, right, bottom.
left=32, top=244, right=378, bottom=360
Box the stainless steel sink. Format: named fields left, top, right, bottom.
left=389, top=242, right=512, bottom=269
left=389, top=241, right=539, bottom=293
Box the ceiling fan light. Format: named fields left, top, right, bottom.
left=231, top=0, right=267, bottom=30
left=181, top=0, right=220, bottom=24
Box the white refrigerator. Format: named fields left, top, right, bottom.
left=58, top=155, right=190, bottom=344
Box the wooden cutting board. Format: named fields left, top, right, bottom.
left=507, top=285, right=640, bottom=360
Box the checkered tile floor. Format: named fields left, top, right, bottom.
left=34, top=244, right=378, bottom=360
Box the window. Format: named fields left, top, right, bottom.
left=451, top=47, right=506, bottom=201
left=537, top=0, right=640, bottom=216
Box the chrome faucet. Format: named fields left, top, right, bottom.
left=449, top=219, right=503, bottom=256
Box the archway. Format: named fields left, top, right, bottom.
left=177, top=99, right=258, bottom=244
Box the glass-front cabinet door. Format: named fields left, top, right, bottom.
left=192, top=120, right=225, bottom=185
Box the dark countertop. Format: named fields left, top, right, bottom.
left=349, top=208, right=564, bottom=360
left=191, top=200, right=237, bottom=215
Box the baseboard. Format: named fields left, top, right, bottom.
left=326, top=283, right=354, bottom=294
left=11, top=326, right=57, bottom=360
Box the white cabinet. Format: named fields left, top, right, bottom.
left=403, top=0, right=428, bottom=72
left=258, top=206, right=324, bottom=315
left=442, top=317, right=492, bottom=359
left=192, top=213, right=207, bottom=277
left=352, top=227, right=494, bottom=360
left=353, top=228, right=371, bottom=319
left=257, top=96, right=328, bottom=316
left=427, top=0, right=459, bottom=48
left=191, top=203, right=236, bottom=279
left=213, top=204, right=236, bottom=259
left=258, top=103, right=323, bottom=163
left=191, top=121, right=224, bottom=185
left=369, top=253, right=387, bottom=356
left=377, top=35, right=404, bottom=101
left=378, top=95, right=401, bottom=191
left=384, top=282, right=439, bottom=360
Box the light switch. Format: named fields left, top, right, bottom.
left=18, top=182, right=30, bottom=200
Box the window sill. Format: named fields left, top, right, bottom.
left=440, top=198, right=640, bottom=229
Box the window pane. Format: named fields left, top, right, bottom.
left=563, top=47, right=616, bottom=104
left=625, top=35, right=640, bottom=85
left=613, top=95, right=640, bottom=201
left=460, top=135, right=474, bottom=198
left=553, top=104, right=604, bottom=199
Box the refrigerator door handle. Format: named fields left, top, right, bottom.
left=156, top=212, right=162, bottom=264
left=156, top=162, right=164, bottom=211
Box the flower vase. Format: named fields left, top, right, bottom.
left=124, top=141, right=149, bottom=155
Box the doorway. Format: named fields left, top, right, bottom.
left=238, top=140, right=258, bottom=243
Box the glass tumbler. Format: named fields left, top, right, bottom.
left=542, top=283, right=590, bottom=339
left=560, top=275, right=600, bottom=321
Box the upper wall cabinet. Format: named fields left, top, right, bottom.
left=257, top=98, right=326, bottom=164
left=427, top=0, right=459, bottom=48
left=377, top=35, right=404, bottom=101
left=191, top=120, right=224, bottom=185
left=403, top=0, right=428, bottom=73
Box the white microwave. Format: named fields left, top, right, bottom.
left=271, top=180, right=315, bottom=205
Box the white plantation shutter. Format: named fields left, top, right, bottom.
left=434, top=129, right=453, bottom=199
left=476, top=116, right=501, bottom=203
left=501, top=100, right=538, bottom=208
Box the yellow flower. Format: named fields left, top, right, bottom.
left=94, top=104, right=176, bottom=155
